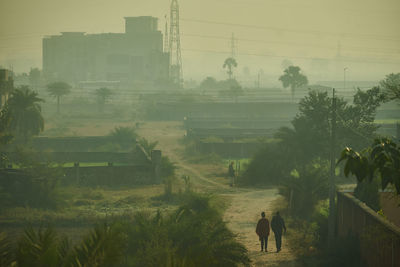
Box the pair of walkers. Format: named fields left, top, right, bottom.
left=256, top=211, right=286, bottom=253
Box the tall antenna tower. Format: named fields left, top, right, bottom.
left=230, top=33, right=236, bottom=58
left=164, top=15, right=169, bottom=53
left=169, top=0, right=183, bottom=87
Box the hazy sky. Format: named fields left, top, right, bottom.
left=1, top=0, right=399, bottom=83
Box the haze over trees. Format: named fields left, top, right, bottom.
left=279, top=66, right=308, bottom=100
left=3, top=87, right=44, bottom=143
left=241, top=86, right=386, bottom=186
left=380, top=73, right=400, bottom=102
left=28, top=68, right=41, bottom=90
left=46, top=81, right=71, bottom=114
left=223, top=57, right=238, bottom=80
left=95, top=87, right=113, bottom=112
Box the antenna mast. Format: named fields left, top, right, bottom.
left=231, top=32, right=236, bottom=58
left=169, top=0, right=183, bottom=87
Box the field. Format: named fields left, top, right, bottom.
left=1, top=115, right=298, bottom=266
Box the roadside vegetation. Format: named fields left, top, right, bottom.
left=0, top=193, right=250, bottom=267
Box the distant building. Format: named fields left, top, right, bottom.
left=42, top=16, right=169, bottom=88
left=0, top=69, right=14, bottom=109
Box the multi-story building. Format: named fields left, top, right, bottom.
left=0, top=69, right=14, bottom=109
left=42, top=16, right=169, bottom=88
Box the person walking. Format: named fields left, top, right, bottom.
left=228, top=161, right=235, bottom=186
left=271, top=211, right=286, bottom=253
left=256, top=212, right=270, bottom=252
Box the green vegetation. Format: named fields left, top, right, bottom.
left=280, top=161, right=329, bottom=219
left=241, top=87, right=386, bottom=186
left=47, top=82, right=72, bottom=114
left=223, top=57, right=238, bottom=79
left=95, top=87, right=113, bottom=112
left=3, top=87, right=44, bottom=143
left=338, top=138, right=400, bottom=194
left=0, top=148, right=64, bottom=210
left=380, top=72, right=400, bottom=102
left=279, top=66, right=308, bottom=100
left=0, top=193, right=250, bottom=267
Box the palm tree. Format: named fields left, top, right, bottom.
left=5, top=86, right=44, bottom=142
left=47, top=82, right=71, bottom=114
left=279, top=66, right=308, bottom=100
left=223, top=57, right=238, bottom=80
left=95, top=87, right=113, bottom=112
left=108, top=126, right=137, bottom=147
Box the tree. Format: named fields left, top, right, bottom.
left=95, top=87, right=113, bottom=112
left=46, top=82, right=71, bottom=114
left=276, top=88, right=384, bottom=164
left=223, top=57, right=238, bottom=79
left=338, top=138, right=400, bottom=194
left=279, top=66, right=308, bottom=100
left=138, top=137, right=158, bottom=155
left=199, top=76, right=218, bottom=90
left=279, top=160, right=329, bottom=219
left=5, top=86, right=44, bottom=142
left=29, top=68, right=41, bottom=90
left=380, top=73, right=400, bottom=101
left=108, top=126, right=137, bottom=148
left=242, top=87, right=386, bottom=186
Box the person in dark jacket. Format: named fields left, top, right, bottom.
left=256, top=212, right=270, bottom=252
left=271, top=211, right=286, bottom=252
left=228, top=161, right=235, bottom=186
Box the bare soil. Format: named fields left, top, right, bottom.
left=136, top=121, right=297, bottom=266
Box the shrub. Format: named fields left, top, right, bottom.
left=279, top=160, right=329, bottom=219
left=239, top=142, right=295, bottom=185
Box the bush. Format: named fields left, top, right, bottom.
left=0, top=149, right=64, bottom=210
left=161, top=156, right=176, bottom=178
left=239, top=142, right=295, bottom=185
left=7, top=193, right=250, bottom=267
left=279, top=160, right=329, bottom=220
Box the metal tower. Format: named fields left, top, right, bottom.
left=230, top=33, right=236, bottom=58
left=164, top=15, right=169, bottom=53
left=169, top=0, right=183, bottom=87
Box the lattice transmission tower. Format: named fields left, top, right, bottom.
left=169, top=0, right=183, bottom=87
left=164, top=15, right=169, bottom=53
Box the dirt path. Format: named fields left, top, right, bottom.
left=137, top=121, right=297, bottom=266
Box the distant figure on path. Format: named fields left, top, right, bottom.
left=228, top=161, right=235, bottom=186
left=271, top=211, right=286, bottom=253
left=256, top=212, right=270, bottom=252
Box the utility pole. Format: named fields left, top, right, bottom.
left=343, top=67, right=348, bottom=90
left=169, top=0, right=183, bottom=87
left=328, top=88, right=336, bottom=245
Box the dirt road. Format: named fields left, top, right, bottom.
left=137, top=121, right=297, bottom=266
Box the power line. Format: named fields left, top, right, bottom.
left=181, top=33, right=400, bottom=55
left=181, top=18, right=400, bottom=42
left=181, top=48, right=400, bottom=65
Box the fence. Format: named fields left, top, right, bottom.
left=183, top=117, right=291, bottom=130
left=2, top=144, right=162, bottom=186
left=196, top=142, right=265, bottom=158
left=337, top=191, right=400, bottom=267
left=186, top=128, right=275, bottom=140
left=144, top=102, right=299, bottom=121
left=4, top=136, right=134, bottom=152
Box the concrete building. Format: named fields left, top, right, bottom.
left=0, top=69, right=14, bottom=109
left=42, top=16, right=169, bottom=88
